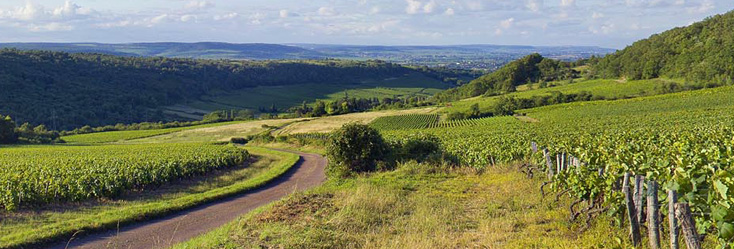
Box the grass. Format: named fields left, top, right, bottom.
left=185, top=73, right=450, bottom=112
left=0, top=147, right=299, bottom=249
left=443, top=78, right=690, bottom=114
left=273, top=107, right=438, bottom=135
left=123, top=119, right=307, bottom=144
left=175, top=162, right=633, bottom=249
left=61, top=121, right=244, bottom=144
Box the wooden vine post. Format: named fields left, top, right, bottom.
left=647, top=180, right=661, bottom=249
left=634, top=175, right=645, bottom=225
left=543, top=149, right=554, bottom=179
left=668, top=190, right=679, bottom=249
left=623, top=173, right=641, bottom=246
left=675, top=203, right=701, bottom=249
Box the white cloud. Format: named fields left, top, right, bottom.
left=150, top=14, right=169, bottom=25
left=444, top=8, right=455, bottom=16
left=213, top=12, right=238, bottom=21
left=318, top=6, right=337, bottom=16
left=180, top=15, right=196, bottom=22
left=465, top=1, right=483, bottom=11
left=4, top=2, right=42, bottom=21
left=406, top=0, right=422, bottom=14
left=561, top=0, right=576, bottom=7
left=370, top=6, right=381, bottom=15
left=423, top=1, right=437, bottom=14
left=29, top=22, right=73, bottom=32
left=688, top=0, right=714, bottom=13
left=52, top=1, right=93, bottom=20
left=526, top=0, right=542, bottom=12
left=185, top=1, right=214, bottom=10
left=592, top=12, right=604, bottom=19
left=500, top=17, right=514, bottom=29
left=279, top=10, right=289, bottom=18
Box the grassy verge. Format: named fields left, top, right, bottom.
left=175, top=162, right=636, bottom=248
left=61, top=121, right=245, bottom=144
left=0, top=147, right=299, bottom=249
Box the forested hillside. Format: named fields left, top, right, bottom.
left=433, top=53, right=580, bottom=101
left=591, top=10, right=734, bottom=84
left=0, top=49, right=432, bottom=129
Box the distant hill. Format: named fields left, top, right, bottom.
left=433, top=53, right=580, bottom=101
left=0, top=42, right=613, bottom=71
left=0, top=42, right=324, bottom=60
left=591, top=10, right=734, bottom=84
left=0, top=49, right=450, bottom=129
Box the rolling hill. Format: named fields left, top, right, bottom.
left=0, top=49, right=458, bottom=129
left=591, top=10, right=734, bottom=84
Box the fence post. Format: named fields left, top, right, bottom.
left=634, top=175, right=646, bottom=225
left=623, top=173, right=641, bottom=246
left=543, top=149, right=554, bottom=179
left=668, top=190, right=679, bottom=249
left=556, top=154, right=561, bottom=173
left=531, top=142, right=538, bottom=153
left=675, top=203, right=701, bottom=249
left=647, top=180, right=661, bottom=249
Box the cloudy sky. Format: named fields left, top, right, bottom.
left=0, top=0, right=731, bottom=49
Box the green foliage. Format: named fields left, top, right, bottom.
left=391, top=133, right=444, bottom=163
left=0, top=49, right=415, bottom=129
left=0, top=114, right=17, bottom=144
left=0, top=143, right=249, bottom=211
left=591, top=10, right=734, bottom=85
left=326, top=123, right=394, bottom=177
left=230, top=137, right=249, bottom=145
left=386, top=84, right=734, bottom=247
left=370, top=114, right=439, bottom=130
left=434, top=54, right=579, bottom=101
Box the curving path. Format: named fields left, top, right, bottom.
left=49, top=150, right=327, bottom=249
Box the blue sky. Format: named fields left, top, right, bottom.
left=0, top=0, right=731, bottom=48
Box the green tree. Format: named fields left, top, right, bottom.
left=326, top=123, right=393, bottom=177
left=0, top=115, right=17, bottom=144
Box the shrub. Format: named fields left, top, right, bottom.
left=326, top=123, right=393, bottom=177
left=394, top=133, right=442, bottom=162
left=230, top=137, right=249, bottom=145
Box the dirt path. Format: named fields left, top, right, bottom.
left=49, top=150, right=327, bottom=249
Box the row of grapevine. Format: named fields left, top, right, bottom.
left=369, top=114, right=439, bottom=130
left=384, top=86, right=734, bottom=247
left=0, top=143, right=249, bottom=211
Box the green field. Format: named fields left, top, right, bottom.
left=184, top=73, right=450, bottom=112
left=442, top=78, right=690, bottom=114
left=0, top=146, right=299, bottom=249
left=0, top=143, right=248, bottom=211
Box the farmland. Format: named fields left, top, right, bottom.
left=0, top=143, right=248, bottom=211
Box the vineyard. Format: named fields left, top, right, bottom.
left=370, top=114, right=498, bottom=130
left=383, top=85, right=734, bottom=247
left=0, top=143, right=249, bottom=211
left=369, top=114, right=439, bottom=130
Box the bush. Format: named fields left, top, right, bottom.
left=230, top=137, right=249, bottom=145
left=326, top=123, right=394, bottom=177
left=446, top=111, right=467, bottom=121
left=393, top=133, right=442, bottom=162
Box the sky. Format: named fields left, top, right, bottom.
left=0, top=0, right=732, bottom=49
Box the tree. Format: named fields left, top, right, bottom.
left=326, top=123, right=393, bottom=177
left=469, top=103, right=482, bottom=118
left=312, top=101, right=327, bottom=116
left=0, top=115, right=17, bottom=144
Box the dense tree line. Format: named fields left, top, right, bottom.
left=0, top=49, right=427, bottom=129
left=433, top=54, right=580, bottom=102
left=289, top=96, right=432, bottom=118
left=590, top=10, right=734, bottom=85
left=0, top=114, right=61, bottom=144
